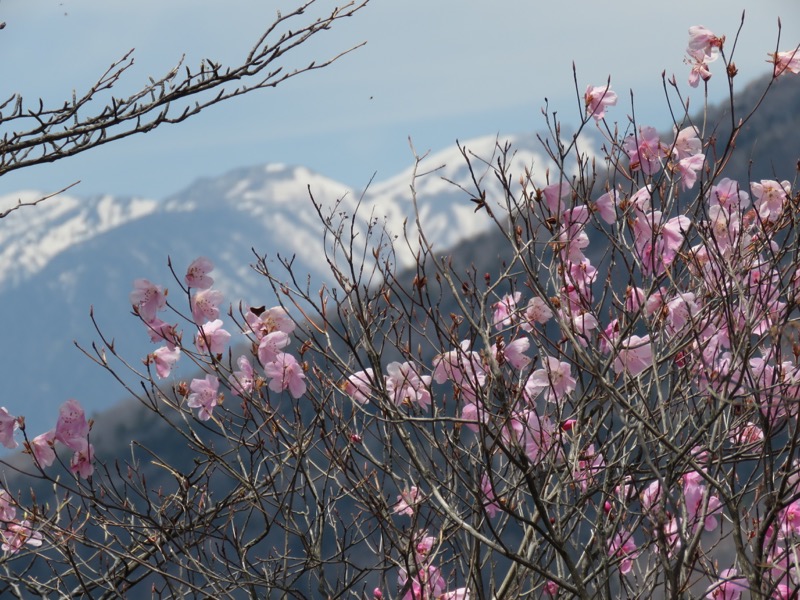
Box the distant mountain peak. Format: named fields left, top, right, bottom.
left=0, top=192, right=158, bottom=291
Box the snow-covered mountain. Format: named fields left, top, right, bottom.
left=0, top=131, right=575, bottom=439
left=0, top=192, right=159, bottom=290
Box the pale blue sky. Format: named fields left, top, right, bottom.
left=1, top=0, right=798, bottom=198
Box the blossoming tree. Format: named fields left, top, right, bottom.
left=0, top=21, right=799, bottom=600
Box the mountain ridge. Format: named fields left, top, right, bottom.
left=0, top=131, right=561, bottom=438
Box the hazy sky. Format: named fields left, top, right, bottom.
left=1, top=0, right=798, bottom=198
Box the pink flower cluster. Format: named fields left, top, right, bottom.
left=186, top=375, right=221, bottom=421
left=0, top=488, right=42, bottom=555
left=584, top=83, right=617, bottom=122
left=346, top=29, right=800, bottom=592
left=134, top=257, right=231, bottom=382
left=29, top=399, right=94, bottom=479
left=132, top=259, right=310, bottom=421
left=395, top=529, right=469, bottom=599
left=392, top=485, right=422, bottom=517
left=397, top=564, right=468, bottom=600
left=345, top=361, right=432, bottom=411
left=101, top=27, right=800, bottom=596
left=246, top=305, right=306, bottom=399
left=684, top=25, right=723, bottom=87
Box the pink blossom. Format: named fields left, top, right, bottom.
left=144, top=317, right=180, bottom=349
left=746, top=356, right=791, bottom=424
left=184, top=256, right=215, bottom=290
left=503, top=410, right=557, bottom=464
left=705, top=568, right=747, bottom=600
left=656, top=213, right=692, bottom=260
left=393, top=485, right=421, bottom=517
left=752, top=179, right=791, bottom=222
left=152, top=345, right=181, bottom=379
left=593, top=189, right=619, bottom=224
left=440, top=591, right=469, bottom=600
left=684, top=25, right=725, bottom=87
left=69, top=439, right=95, bottom=479
left=0, top=488, right=16, bottom=522
left=398, top=565, right=446, bottom=600
left=745, top=266, right=786, bottom=337
left=194, top=319, right=231, bottom=355
left=660, top=516, right=682, bottom=557
left=628, top=185, right=653, bottom=212
left=524, top=356, right=575, bottom=403
left=683, top=471, right=722, bottom=532
left=613, top=477, right=636, bottom=507
left=413, top=530, right=435, bottom=558
left=778, top=499, right=800, bottom=538
left=55, top=399, right=90, bottom=451
left=632, top=211, right=690, bottom=276
left=230, top=355, right=255, bottom=397
left=460, top=402, right=484, bottom=432
left=640, top=480, right=662, bottom=515
left=584, top=83, right=617, bottom=121
left=0, top=407, right=18, bottom=449
left=562, top=202, right=590, bottom=226
left=709, top=178, right=749, bottom=210
left=686, top=49, right=717, bottom=87
left=257, top=330, right=291, bottom=365
left=704, top=205, right=743, bottom=256
left=608, top=530, right=638, bottom=574
left=557, top=206, right=591, bottom=262
left=672, top=126, right=703, bottom=160
left=687, top=25, right=722, bottom=58
left=573, top=444, right=605, bottom=492
left=493, top=337, right=531, bottom=370
left=561, top=259, right=597, bottom=311
left=344, top=369, right=375, bottom=404
left=1, top=520, right=43, bottom=554
left=613, top=335, right=652, bottom=377
left=492, top=292, right=521, bottom=330
left=664, top=292, right=699, bottom=336
left=245, top=306, right=295, bottom=340
left=264, top=353, right=307, bottom=399
left=386, top=362, right=431, bottom=410
left=566, top=310, right=599, bottom=346
left=541, top=181, right=571, bottom=214
left=773, top=584, right=793, bottom=600
left=520, top=296, right=553, bottom=330
left=191, top=288, right=225, bottom=324
left=480, top=473, right=501, bottom=518
left=543, top=581, right=559, bottom=598
left=187, top=375, right=220, bottom=421
left=768, top=541, right=800, bottom=590
left=773, top=49, right=800, bottom=77
left=30, top=430, right=56, bottom=468
left=729, top=422, right=764, bottom=445
left=130, top=278, right=167, bottom=322
left=676, top=153, right=706, bottom=190
left=432, top=340, right=485, bottom=390
left=599, top=319, right=620, bottom=354
left=624, top=126, right=667, bottom=175
left=624, top=286, right=646, bottom=313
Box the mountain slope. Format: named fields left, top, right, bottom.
left=0, top=133, right=561, bottom=438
